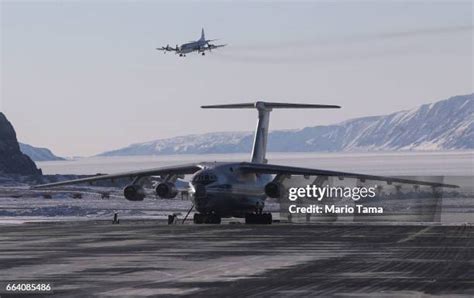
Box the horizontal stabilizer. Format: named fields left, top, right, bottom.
left=202, top=103, right=255, bottom=109
left=201, top=101, right=341, bottom=109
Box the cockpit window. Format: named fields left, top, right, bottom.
left=192, top=172, right=217, bottom=185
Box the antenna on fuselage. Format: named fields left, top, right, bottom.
left=201, top=101, right=341, bottom=164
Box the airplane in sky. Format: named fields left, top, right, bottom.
left=34, top=102, right=457, bottom=224
left=156, top=28, right=226, bottom=57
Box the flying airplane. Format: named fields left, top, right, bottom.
left=156, top=28, right=226, bottom=57
left=33, top=101, right=457, bottom=224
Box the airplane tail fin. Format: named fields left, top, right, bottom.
left=202, top=101, right=341, bottom=163
left=200, top=28, right=205, bottom=41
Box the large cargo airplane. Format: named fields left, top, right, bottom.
left=34, top=102, right=457, bottom=224
left=156, top=28, right=226, bottom=57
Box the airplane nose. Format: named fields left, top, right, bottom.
left=193, top=184, right=207, bottom=198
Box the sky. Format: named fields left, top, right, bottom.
left=1, top=1, right=473, bottom=157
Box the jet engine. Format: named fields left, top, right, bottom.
left=123, top=184, right=146, bottom=201
left=155, top=182, right=178, bottom=199
left=264, top=182, right=285, bottom=199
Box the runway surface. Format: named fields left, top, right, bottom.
left=0, top=221, right=473, bottom=297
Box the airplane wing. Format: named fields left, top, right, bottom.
left=32, top=163, right=202, bottom=189
left=205, top=44, right=226, bottom=51
left=156, top=45, right=178, bottom=52
left=239, top=163, right=458, bottom=188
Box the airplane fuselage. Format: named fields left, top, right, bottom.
left=189, top=162, right=272, bottom=217
left=178, top=40, right=207, bottom=54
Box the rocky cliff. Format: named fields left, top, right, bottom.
left=0, top=113, right=42, bottom=175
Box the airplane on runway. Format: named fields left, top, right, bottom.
left=33, top=101, right=457, bottom=224
left=156, top=28, right=226, bottom=57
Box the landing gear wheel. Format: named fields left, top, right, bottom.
left=193, top=213, right=221, bottom=224
left=194, top=213, right=204, bottom=224
left=202, top=52, right=205, bottom=56
left=245, top=213, right=272, bottom=224
left=207, top=214, right=221, bottom=224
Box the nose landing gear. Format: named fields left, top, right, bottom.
left=193, top=213, right=221, bottom=224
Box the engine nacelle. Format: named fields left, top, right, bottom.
left=155, top=182, right=178, bottom=199
left=264, top=182, right=285, bottom=199
left=123, top=184, right=146, bottom=201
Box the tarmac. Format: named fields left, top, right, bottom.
left=0, top=220, right=473, bottom=297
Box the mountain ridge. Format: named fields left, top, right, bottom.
left=19, top=143, right=65, bottom=162
left=97, top=94, right=473, bottom=157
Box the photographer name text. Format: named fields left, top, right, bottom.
left=287, top=185, right=383, bottom=214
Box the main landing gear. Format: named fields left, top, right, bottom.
left=201, top=52, right=205, bottom=56
left=245, top=213, right=272, bottom=224
left=193, top=213, right=221, bottom=224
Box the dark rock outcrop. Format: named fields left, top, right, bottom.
left=0, top=113, right=42, bottom=175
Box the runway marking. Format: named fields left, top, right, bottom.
left=397, top=226, right=433, bottom=243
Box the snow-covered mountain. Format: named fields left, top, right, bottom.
left=19, top=143, right=65, bottom=161
left=98, top=94, right=473, bottom=157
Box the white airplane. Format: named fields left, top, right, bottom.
left=34, top=102, right=457, bottom=224
left=156, top=28, right=226, bottom=57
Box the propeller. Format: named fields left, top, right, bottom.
left=206, top=41, right=216, bottom=52
left=158, top=44, right=170, bottom=53
left=157, top=44, right=179, bottom=53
